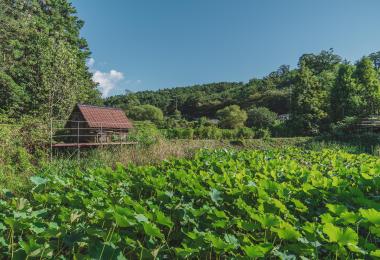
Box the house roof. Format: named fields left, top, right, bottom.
left=77, top=104, right=133, bottom=129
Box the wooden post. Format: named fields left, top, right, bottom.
left=50, top=118, right=53, bottom=162
left=77, top=121, right=80, bottom=161
left=100, top=122, right=103, bottom=147
left=120, top=128, right=122, bottom=148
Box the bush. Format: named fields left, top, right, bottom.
left=162, top=128, right=194, bottom=139
left=0, top=121, right=39, bottom=194
left=246, top=106, right=278, bottom=129
left=236, top=127, right=255, bottom=139
left=255, top=128, right=271, bottom=139
left=330, top=116, right=359, bottom=136
left=220, top=129, right=236, bottom=139
left=127, top=121, right=162, bottom=146
left=128, top=105, right=164, bottom=123
left=194, top=126, right=222, bottom=139
left=19, top=116, right=49, bottom=154
left=216, top=105, right=247, bottom=129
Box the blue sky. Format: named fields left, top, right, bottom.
left=72, top=0, right=380, bottom=97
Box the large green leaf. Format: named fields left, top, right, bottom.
left=155, top=211, right=173, bottom=228
left=143, top=223, right=164, bottom=239
left=243, top=243, right=273, bottom=258
left=272, top=222, right=301, bottom=241
left=359, top=208, right=380, bottom=225
left=323, top=223, right=358, bottom=246
left=30, top=176, right=48, bottom=186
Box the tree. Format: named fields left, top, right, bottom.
left=330, top=64, right=362, bottom=122
left=216, top=105, right=247, bottom=129
left=0, top=0, right=101, bottom=119
left=290, top=62, right=328, bottom=134
left=298, top=49, right=342, bottom=74
left=368, top=51, right=380, bottom=70
left=128, top=105, right=164, bottom=123
left=355, top=57, right=380, bottom=115
left=0, top=71, right=27, bottom=118
left=247, top=107, right=278, bottom=129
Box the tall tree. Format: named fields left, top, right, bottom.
left=355, top=57, right=380, bottom=115
left=0, top=0, right=101, bottom=119
left=330, top=64, right=362, bottom=121
left=368, top=51, right=380, bottom=70
left=298, top=49, right=342, bottom=74
left=290, top=62, right=328, bottom=134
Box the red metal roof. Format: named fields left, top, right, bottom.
left=78, top=104, right=133, bottom=129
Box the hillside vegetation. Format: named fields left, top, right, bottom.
left=106, top=50, right=380, bottom=136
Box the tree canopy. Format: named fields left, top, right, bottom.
left=216, top=105, right=247, bottom=129
left=246, top=107, right=278, bottom=129
left=128, top=105, right=164, bottom=123
left=0, top=0, right=101, bottom=119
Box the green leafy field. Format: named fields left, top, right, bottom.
left=1, top=148, right=379, bottom=259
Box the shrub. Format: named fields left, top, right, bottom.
left=221, top=129, right=236, bottom=139
left=127, top=121, right=162, bottom=146
left=246, top=106, right=278, bottom=129
left=256, top=128, right=271, bottom=139
left=330, top=116, right=359, bottom=136
left=216, top=105, right=247, bottom=129
left=236, top=127, right=255, bottom=139
left=128, top=104, right=164, bottom=123
left=194, top=126, right=222, bottom=139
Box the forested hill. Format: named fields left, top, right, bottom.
left=105, top=49, right=380, bottom=127
left=105, top=67, right=293, bottom=119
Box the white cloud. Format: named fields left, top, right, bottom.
left=93, top=70, right=124, bottom=97
left=86, top=58, right=95, bottom=68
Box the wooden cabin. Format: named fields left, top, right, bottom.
left=65, top=104, right=133, bottom=143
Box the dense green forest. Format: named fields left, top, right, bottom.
left=106, top=50, right=380, bottom=135
left=0, top=0, right=101, bottom=121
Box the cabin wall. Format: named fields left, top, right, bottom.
left=65, top=106, right=131, bottom=143
left=67, top=109, right=91, bottom=142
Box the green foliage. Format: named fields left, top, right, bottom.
left=105, top=49, right=380, bottom=137
left=128, top=104, right=164, bottom=123
left=162, top=128, right=195, bottom=139
left=330, top=116, right=360, bottom=136
left=247, top=106, right=278, bottom=129
left=127, top=121, right=162, bottom=146
left=216, top=105, right=247, bottom=129
left=236, top=127, right=255, bottom=139
left=298, top=49, right=342, bottom=74
left=0, top=148, right=379, bottom=258
left=330, top=64, right=362, bottom=121
left=0, top=122, right=44, bottom=194
left=255, top=128, right=271, bottom=139
left=0, top=0, right=101, bottom=119
left=355, top=57, right=380, bottom=115
left=194, top=126, right=223, bottom=139
left=0, top=71, right=27, bottom=118
left=290, top=62, right=329, bottom=135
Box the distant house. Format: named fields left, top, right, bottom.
left=278, top=114, right=290, bottom=121
left=65, top=104, right=133, bottom=143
